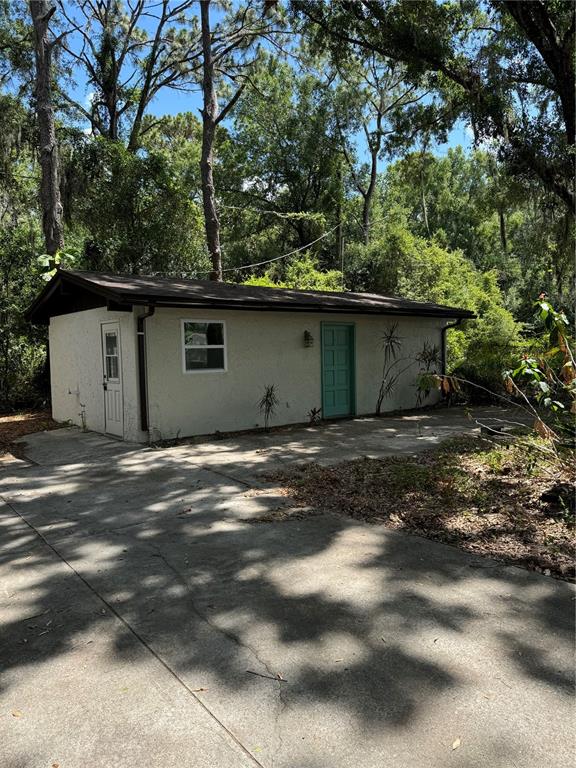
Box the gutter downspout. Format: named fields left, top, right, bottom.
left=137, top=305, right=155, bottom=433
left=441, top=318, right=463, bottom=376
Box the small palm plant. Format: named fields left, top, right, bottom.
left=258, top=384, right=279, bottom=431
left=376, top=323, right=405, bottom=413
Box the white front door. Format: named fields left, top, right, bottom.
left=101, top=322, right=123, bottom=437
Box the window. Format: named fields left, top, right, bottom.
left=104, top=331, right=119, bottom=380
left=182, top=320, right=226, bottom=373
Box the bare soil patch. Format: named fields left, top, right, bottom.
left=261, top=436, right=575, bottom=581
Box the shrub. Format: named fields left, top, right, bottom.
left=243, top=254, right=343, bottom=291
left=505, top=297, right=575, bottom=442
left=346, top=227, right=521, bottom=393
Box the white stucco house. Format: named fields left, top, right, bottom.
left=27, top=270, right=474, bottom=442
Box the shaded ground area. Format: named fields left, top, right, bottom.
left=1, top=408, right=574, bottom=768
left=0, top=411, right=58, bottom=458
left=261, top=435, right=575, bottom=580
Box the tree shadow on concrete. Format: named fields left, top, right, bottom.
left=0, top=425, right=574, bottom=766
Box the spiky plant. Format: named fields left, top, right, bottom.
left=258, top=384, right=279, bottom=431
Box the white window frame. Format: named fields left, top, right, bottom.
left=181, top=319, right=227, bottom=374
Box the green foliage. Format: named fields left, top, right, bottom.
left=258, top=384, right=279, bottom=431
left=56, top=1, right=201, bottom=147
left=244, top=254, right=343, bottom=291
left=67, top=137, right=208, bottom=275
left=221, top=54, right=341, bottom=268
left=37, top=249, right=77, bottom=281
left=372, top=149, right=575, bottom=320
left=0, top=93, right=48, bottom=408
left=296, top=0, right=574, bottom=213
left=346, top=221, right=521, bottom=392
left=2, top=0, right=573, bottom=415
left=0, top=220, right=47, bottom=408
left=140, top=113, right=202, bottom=190
left=505, top=298, right=576, bottom=440
left=0, top=1, right=33, bottom=91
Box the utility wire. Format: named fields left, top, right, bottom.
left=194, top=224, right=340, bottom=276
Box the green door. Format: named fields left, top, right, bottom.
left=322, top=323, right=355, bottom=418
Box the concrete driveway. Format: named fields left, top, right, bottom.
left=1, top=407, right=574, bottom=768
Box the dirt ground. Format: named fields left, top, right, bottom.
left=262, top=435, right=575, bottom=581
left=0, top=411, right=59, bottom=457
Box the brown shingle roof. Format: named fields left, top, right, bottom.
left=27, top=269, right=475, bottom=323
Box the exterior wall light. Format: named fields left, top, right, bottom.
left=304, top=330, right=314, bottom=348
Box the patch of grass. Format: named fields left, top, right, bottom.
left=267, top=435, right=575, bottom=581
left=480, top=447, right=507, bottom=472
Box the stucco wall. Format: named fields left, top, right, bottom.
left=145, top=308, right=446, bottom=441
left=49, top=307, right=144, bottom=442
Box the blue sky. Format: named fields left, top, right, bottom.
left=75, top=72, right=472, bottom=174
left=64, top=0, right=473, bottom=170
left=141, top=85, right=472, bottom=169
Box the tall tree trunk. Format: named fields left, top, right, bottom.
left=335, top=158, right=343, bottom=264
left=361, top=112, right=382, bottom=245
left=200, top=0, right=223, bottom=282
left=554, top=211, right=572, bottom=303
left=421, top=186, right=430, bottom=236
left=498, top=208, right=508, bottom=252
left=360, top=193, right=370, bottom=245
left=419, top=152, right=430, bottom=237
left=362, top=148, right=379, bottom=245
left=127, top=0, right=169, bottom=153
left=30, top=0, right=64, bottom=262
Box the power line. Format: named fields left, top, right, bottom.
left=194, top=224, right=340, bottom=276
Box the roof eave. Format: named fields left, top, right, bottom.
left=26, top=269, right=475, bottom=323
left=121, top=295, right=475, bottom=319
left=26, top=270, right=132, bottom=324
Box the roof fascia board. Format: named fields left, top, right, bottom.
left=27, top=271, right=474, bottom=321
left=123, top=296, right=474, bottom=318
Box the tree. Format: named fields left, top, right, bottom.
left=503, top=1, right=574, bottom=147
left=294, top=0, right=575, bottom=213
left=198, top=0, right=282, bottom=281
left=29, top=0, right=63, bottom=259
left=331, top=53, right=433, bottom=243
left=66, top=137, right=207, bottom=275
left=223, top=54, right=340, bottom=266
left=0, top=1, right=34, bottom=90
left=346, top=217, right=521, bottom=390
left=374, top=148, right=575, bottom=318
left=0, top=93, right=46, bottom=407
left=199, top=0, right=223, bottom=281
left=57, top=0, right=201, bottom=150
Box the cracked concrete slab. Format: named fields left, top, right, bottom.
left=0, top=501, right=262, bottom=768
left=0, top=408, right=573, bottom=768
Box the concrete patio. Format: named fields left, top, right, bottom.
left=0, top=407, right=573, bottom=768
